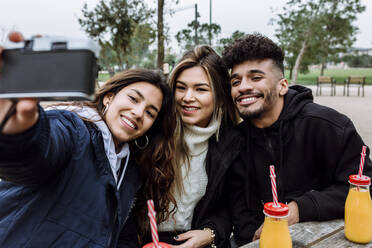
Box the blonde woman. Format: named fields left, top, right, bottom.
left=142, top=45, right=243, bottom=247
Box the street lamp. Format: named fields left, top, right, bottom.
left=194, top=4, right=201, bottom=46
left=172, top=4, right=200, bottom=46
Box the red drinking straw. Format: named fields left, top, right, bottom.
left=147, top=200, right=160, bottom=248
left=269, top=165, right=279, bottom=207
left=358, top=146, right=367, bottom=178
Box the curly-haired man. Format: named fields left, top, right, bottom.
left=222, top=33, right=372, bottom=245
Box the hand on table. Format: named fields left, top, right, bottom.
left=287, top=201, right=300, bottom=226
left=0, top=32, right=39, bottom=135
left=252, top=201, right=299, bottom=241
left=171, top=229, right=212, bottom=248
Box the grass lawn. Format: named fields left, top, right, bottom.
left=285, top=68, right=372, bottom=85
left=98, top=67, right=372, bottom=85
left=98, top=73, right=111, bottom=82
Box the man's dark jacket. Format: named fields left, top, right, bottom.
left=0, top=108, right=140, bottom=247
left=228, top=85, right=372, bottom=245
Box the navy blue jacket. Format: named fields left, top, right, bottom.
left=0, top=107, right=141, bottom=247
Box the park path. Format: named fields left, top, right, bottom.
left=308, top=85, right=372, bottom=159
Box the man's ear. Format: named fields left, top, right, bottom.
left=279, top=78, right=289, bottom=96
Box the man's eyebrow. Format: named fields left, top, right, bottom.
left=130, top=89, right=159, bottom=113
left=249, top=69, right=266, bottom=74
left=230, top=73, right=239, bottom=80
left=230, top=69, right=266, bottom=79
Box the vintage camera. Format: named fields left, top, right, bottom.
left=0, top=36, right=100, bottom=101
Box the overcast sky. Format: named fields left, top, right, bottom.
left=1, top=0, right=371, bottom=50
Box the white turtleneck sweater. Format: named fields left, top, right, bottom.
left=159, top=117, right=220, bottom=231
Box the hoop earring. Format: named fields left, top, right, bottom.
left=102, top=103, right=109, bottom=116
left=135, top=135, right=149, bottom=149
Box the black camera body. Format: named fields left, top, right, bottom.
left=0, top=36, right=100, bottom=101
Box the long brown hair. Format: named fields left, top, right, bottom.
left=168, top=45, right=239, bottom=194
left=86, top=69, right=177, bottom=242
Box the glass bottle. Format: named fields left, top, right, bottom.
left=259, top=202, right=292, bottom=248
left=345, top=174, right=372, bottom=243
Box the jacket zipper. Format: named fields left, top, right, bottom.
left=263, top=130, right=274, bottom=162
left=107, top=209, right=118, bottom=248
left=263, top=130, right=283, bottom=199
left=123, top=197, right=136, bottom=225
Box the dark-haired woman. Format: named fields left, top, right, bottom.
left=141, top=45, right=244, bottom=247
left=0, top=33, right=175, bottom=248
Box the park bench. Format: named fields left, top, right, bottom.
left=345, top=76, right=366, bottom=97
left=316, top=76, right=335, bottom=96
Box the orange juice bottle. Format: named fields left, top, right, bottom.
left=345, top=175, right=372, bottom=243
left=259, top=202, right=292, bottom=248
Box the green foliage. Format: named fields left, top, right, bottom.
left=140, top=49, right=157, bottom=69
left=219, top=31, right=246, bottom=47
left=273, top=0, right=366, bottom=79
left=98, top=44, right=118, bottom=72
left=216, top=30, right=246, bottom=54
left=78, top=0, right=154, bottom=69
left=175, top=20, right=221, bottom=52
left=164, top=49, right=177, bottom=67
left=343, top=54, right=372, bottom=68
left=125, top=23, right=156, bottom=68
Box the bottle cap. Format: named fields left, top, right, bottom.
left=143, top=242, right=171, bottom=248
left=263, top=202, right=289, bottom=217
left=349, top=174, right=371, bottom=186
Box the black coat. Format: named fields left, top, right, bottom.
left=191, top=122, right=244, bottom=247
left=143, top=122, right=244, bottom=247
left=228, top=85, right=372, bottom=245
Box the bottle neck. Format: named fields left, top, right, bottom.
left=263, top=212, right=289, bottom=219
left=349, top=183, right=370, bottom=192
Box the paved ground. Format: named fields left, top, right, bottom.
left=307, top=85, right=372, bottom=159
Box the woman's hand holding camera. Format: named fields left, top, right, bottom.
left=0, top=32, right=38, bottom=135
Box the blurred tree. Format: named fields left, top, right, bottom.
left=164, top=48, right=177, bottom=72
left=273, top=0, right=365, bottom=84
left=126, top=23, right=156, bottom=68
left=216, top=30, right=246, bottom=54
left=175, top=20, right=221, bottom=52
left=157, top=0, right=179, bottom=71
left=157, top=0, right=165, bottom=70
left=343, top=54, right=372, bottom=68
left=98, top=44, right=118, bottom=75
left=141, top=49, right=157, bottom=69
left=97, top=23, right=156, bottom=71
left=79, top=0, right=153, bottom=70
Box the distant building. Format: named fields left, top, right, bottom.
left=349, top=47, right=372, bottom=56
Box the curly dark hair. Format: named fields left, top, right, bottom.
left=222, top=33, right=285, bottom=74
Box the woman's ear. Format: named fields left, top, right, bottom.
left=103, top=93, right=114, bottom=105
left=279, top=78, right=289, bottom=96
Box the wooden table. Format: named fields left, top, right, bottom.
left=241, top=219, right=372, bottom=247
